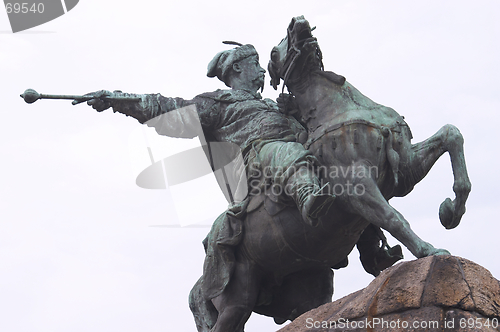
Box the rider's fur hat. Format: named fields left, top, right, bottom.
left=207, top=42, right=258, bottom=87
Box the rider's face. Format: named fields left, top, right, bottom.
left=237, top=55, right=266, bottom=91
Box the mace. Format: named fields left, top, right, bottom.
left=20, top=89, right=141, bottom=104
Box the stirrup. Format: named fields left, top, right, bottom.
left=302, top=191, right=335, bottom=227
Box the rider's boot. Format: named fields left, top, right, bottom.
left=298, top=185, right=335, bottom=227
left=286, top=167, right=335, bottom=227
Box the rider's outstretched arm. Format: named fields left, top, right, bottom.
left=82, top=90, right=219, bottom=139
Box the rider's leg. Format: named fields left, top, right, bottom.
left=256, top=140, right=335, bottom=227
left=286, top=167, right=335, bottom=226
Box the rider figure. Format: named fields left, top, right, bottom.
left=84, top=43, right=401, bottom=279
left=85, top=43, right=335, bottom=227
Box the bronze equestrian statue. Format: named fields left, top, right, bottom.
left=66, top=42, right=398, bottom=331
left=20, top=16, right=470, bottom=332
left=191, top=16, right=470, bottom=331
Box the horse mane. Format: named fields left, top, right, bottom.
left=312, top=70, right=346, bottom=86
left=298, top=42, right=346, bottom=87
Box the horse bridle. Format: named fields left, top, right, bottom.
left=279, top=26, right=322, bottom=93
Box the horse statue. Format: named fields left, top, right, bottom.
left=189, top=16, right=471, bottom=332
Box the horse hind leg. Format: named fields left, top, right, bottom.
left=210, top=259, right=262, bottom=332
left=399, top=124, right=471, bottom=229
left=189, top=277, right=218, bottom=332
left=253, top=267, right=334, bottom=324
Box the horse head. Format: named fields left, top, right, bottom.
left=268, top=16, right=325, bottom=92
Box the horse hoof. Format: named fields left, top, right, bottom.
left=432, top=248, right=451, bottom=256
left=439, top=198, right=460, bottom=229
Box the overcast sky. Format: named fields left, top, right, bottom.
left=1, top=1, right=499, bottom=331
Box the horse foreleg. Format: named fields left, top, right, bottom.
left=351, top=176, right=449, bottom=258
left=400, top=124, right=471, bottom=229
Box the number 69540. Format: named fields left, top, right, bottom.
left=5, top=3, right=45, bottom=14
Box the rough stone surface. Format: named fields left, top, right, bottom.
left=278, top=256, right=500, bottom=331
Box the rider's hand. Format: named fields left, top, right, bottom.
left=72, top=90, right=114, bottom=112
left=277, top=93, right=298, bottom=115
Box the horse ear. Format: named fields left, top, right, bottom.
left=268, top=60, right=281, bottom=90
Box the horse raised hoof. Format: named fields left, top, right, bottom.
left=439, top=197, right=462, bottom=230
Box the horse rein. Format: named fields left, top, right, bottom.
left=280, top=28, right=321, bottom=93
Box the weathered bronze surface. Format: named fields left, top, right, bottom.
left=21, top=16, right=471, bottom=332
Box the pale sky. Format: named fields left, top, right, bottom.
left=1, top=1, right=499, bottom=331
